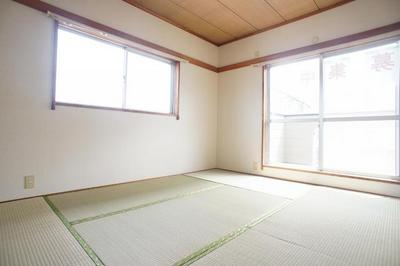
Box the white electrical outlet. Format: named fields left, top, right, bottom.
left=24, top=175, right=35, bottom=189
left=252, top=161, right=259, bottom=170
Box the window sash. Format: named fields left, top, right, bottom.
left=264, top=38, right=400, bottom=180
left=54, top=24, right=179, bottom=117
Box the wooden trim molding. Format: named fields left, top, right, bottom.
left=12, top=0, right=218, bottom=72
left=218, top=21, right=400, bottom=72
left=11, top=1, right=400, bottom=75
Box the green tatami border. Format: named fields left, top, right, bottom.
left=69, top=184, right=223, bottom=225
left=43, top=196, right=105, bottom=266
left=173, top=199, right=293, bottom=266
left=184, top=174, right=293, bottom=200
left=43, top=174, right=293, bottom=266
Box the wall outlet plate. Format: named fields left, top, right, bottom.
left=24, top=175, right=35, bottom=189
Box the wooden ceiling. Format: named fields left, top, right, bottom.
left=123, top=0, right=353, bottom=46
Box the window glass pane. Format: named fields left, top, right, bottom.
left=270, top=58, right=319, bottom=116
left=56, top=28, right=125, bottom=108
left=323, top=42, right=399, bottom=116
left=269, top=122, right=319, bottom=168
left=323, top=120, right=396, bottom=177
left=125, top=52, right=173, bottom=113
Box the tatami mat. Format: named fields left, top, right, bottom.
left=193, top=229, right=348, bottom=266
left=49, top=175, right=218, bottom=223
left=74, top=186, right=288, bottom=266
left=186, top=169, right=312, bottom=199
left=2, top=171, right=399, bottom=266
left=0, top=197, right=94, bottom=266
left=252, top=187, right=400, bottom=266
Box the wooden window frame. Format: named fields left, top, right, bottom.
left=51, top=22, right=181, bottom=119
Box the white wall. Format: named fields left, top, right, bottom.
left=0, top=0, right=218, bottom=202
left=217, top=0, right=400, bottom=197
left=217, top=66, right=262, bottom=171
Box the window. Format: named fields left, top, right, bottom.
left=264, top=39, right=400, bottom=179
left=55, top=26, right=179, bottom=116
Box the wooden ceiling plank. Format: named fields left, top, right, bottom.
left=169, top=0, right=186, bottom=4
left=216, top=0, right=259, bottom=29
left=218, top=0, right=284, bottom=30
left=203, top=7, right=257, bottom=37
left=262, top=0, right=286, bottom=21
left=124, top=0, right=353, bottom=46
left=312, top=0, right=321, bottom=9
left=205, top=12, right=256, bottom=37
left=177, top=0, right=220, bottom=17
left=218, top=0, right=354, bottom=46
left=130, top=0, right=178, bottom=18
left=315, top=0, right=345, bottom=9
left=124, top=0, right=211, bottom=43
left=158, top=1, right=233, bottom=43
left=266, top=0, right=319, bottom=20
left=125, top=0, right=234, bottom=45
left=166, top=0, right=238, bottom=41
left=182, top=15, right=234, bottom=44
left=176, top=0, right=256, bottom=37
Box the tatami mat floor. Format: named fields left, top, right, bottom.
left=0, top=170, right=399, bottom=266
left=0, top=198, right=93, bottom=266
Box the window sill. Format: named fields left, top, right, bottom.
left=53, top=102, right=179, bottom=119
left=262, top=164, right=400, bottom=185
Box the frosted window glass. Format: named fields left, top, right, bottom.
left=270, top=58, right=320, bottom=116
left=323, top=121, right=396, bottom=176
left=125, top=52, right=173, bottom=113
left=269, top=122, right=319, bottom=168
left=56, top=29, right=125, bottom=108
left=323, top=43, right=399, bottom=116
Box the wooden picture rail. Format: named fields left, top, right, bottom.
left=12, top=0, right=218, bottom=72
left=12, top=0, right=400, bottom=74
left=218, top=21, right=400, bottom=72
